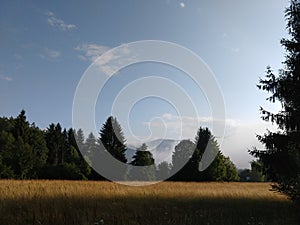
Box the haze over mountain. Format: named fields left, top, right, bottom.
left=126, top=139, right=180, bottom=165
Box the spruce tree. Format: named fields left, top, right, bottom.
left=156, top=161, right=171, bottom=180
left=9, top=110, right=47, bottom=178
left=250, top=0, right=300, bottom=201
left=171, top=139, right=195, bottom=181
left=45, top=123, right=65, bottom=165
left=84, top=132, right=98, bottom=161
left=99, top=116, right=127, bottom=163
left=131, top=143, right=154, bottom=166
left=171, top=127, right=237, bottom=181
left=129, top=143, right=156, bottom=181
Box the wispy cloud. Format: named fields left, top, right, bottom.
left=46, top=11, right=77, bottom=31
left=40, top=47, right=61, bottom=59
left=141, top=113, right=239, bottom=142
left=75, top=43, right=110, bottom=62
left=75, top=43, right=137, bottom=76
left=180, top=2, right=185, bottom=8
left=0, top=75, right=13, bottom=82
left=161, top=113, right=239, bottom=129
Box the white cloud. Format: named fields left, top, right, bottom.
left=75, top=43, right=110, bottom=62
left=46, top=11, right=77, bottom=31
left=162, top=113, right=173, bottom=120
left=142, top=113, right=237, bottom=142
left=40, top=47, right=61, bottom=59
left=161, top=113, right=238, bottom=130
left=221, top=121, right=277, bottom=169
left=75, top=43, right=137, bottom=76
left=180, top=2, right=185, bottom=8
left=0, top=76, right=13, bottom=82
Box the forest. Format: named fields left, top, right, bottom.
left=0, top=110, right=255, bottom=182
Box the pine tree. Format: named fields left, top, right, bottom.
left=99, top=116, right=127, bottom=163
left=84, top=132, right=97, bottom=161
left=68, top=128, right=91, bottom=179
left=171, top=139, right=195, bottom=181
left=171, top=127, right=237, bottom=181
left=250, top=0, right=300, bottom=201
left=131, top=143, right=154, bottom=166
left=171, top=128, right=220, bottom=181
left=249, top=160, right=265, bottom=182
left=0, top=117, right=15, bottom=178
left=45, top=123, right=65, bottom=165
left=204, top=152, right=226, bottom=181
left=223, top=156, right=240, bottom=182
left=156, top=161, right=171, bottom=180
left=129, top=143, right=156, bottom=181
left=0, top=154, right=14, bottom=178
left=75, top=129, right=85, bottom=153
left=10, top=110, right=47, bottom=178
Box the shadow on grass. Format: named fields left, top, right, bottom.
left=1, top=195, right=299, bottom=225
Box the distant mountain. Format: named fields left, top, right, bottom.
left=126, top=139, right=180, bottom=165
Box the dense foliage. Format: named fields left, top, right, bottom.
left=99, top=116, right=127, bottom=163
left=0, top=111, right=92, bottom=180
left=250, top=0, right=300, bottom=201
left=0, top=110, right=239, bottom=181
left=128, top=143, right=156, bottom=180
left=170, top=128, right=239, bottom=182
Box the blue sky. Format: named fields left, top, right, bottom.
left=0, top=0, right=289, bottom=168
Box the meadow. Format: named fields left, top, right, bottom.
left=0, top=180, right=299, bottom=225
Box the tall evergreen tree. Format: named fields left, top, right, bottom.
left=131, top=143, right=154, bottom=166
left=204, top=151, right=226, bottom=181
left=156, top=161, right=171, bottom=180
left=66, top=128, right=78, bottom=158
left=84, top=132, right=97, bottom=161
left=249, top=160, right=265, bottom=182
left=68, top=128, right=91, bottom=179
left=45, top=123, right=65, bottom=165
left=250, top=0, right=300, bottom=201
left=171, top=128, right=220, bottom=181
left=223, top=156, right=240, bottom=182
left=99, top=116, right=127, bottom=163
left=129, top=143, right=156, bottom=181
left=75, top=129, right=85, bottom=153
left=41, top=127, right=91, bottom=180
left=0, top=127, right=16, bottom=178
left=27, top=125, right=48, bottom=177
left=195, top=127, right=212, bottom=157
left=171, top=139, right=195, bottom=181
left=171, top=127, right=237, bottom=181
left=0, top=154, right=14, bottom=178
left=14, top=111, right=48, bottom=178
left=1, top=110, right=48, bottom=179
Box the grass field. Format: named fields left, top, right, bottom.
left=0, top=180, right=299, bottom=225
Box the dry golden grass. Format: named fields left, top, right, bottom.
left=0, top=180, right=299, bottom=225
left=0, top=180, right=289, bottom=200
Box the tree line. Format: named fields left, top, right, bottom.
left=0, top=111, right=252, bottom=181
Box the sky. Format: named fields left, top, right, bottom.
left=0, top=0, right=290, bottom=168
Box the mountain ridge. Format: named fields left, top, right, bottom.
left=126, top=139, right=180, bottom=165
